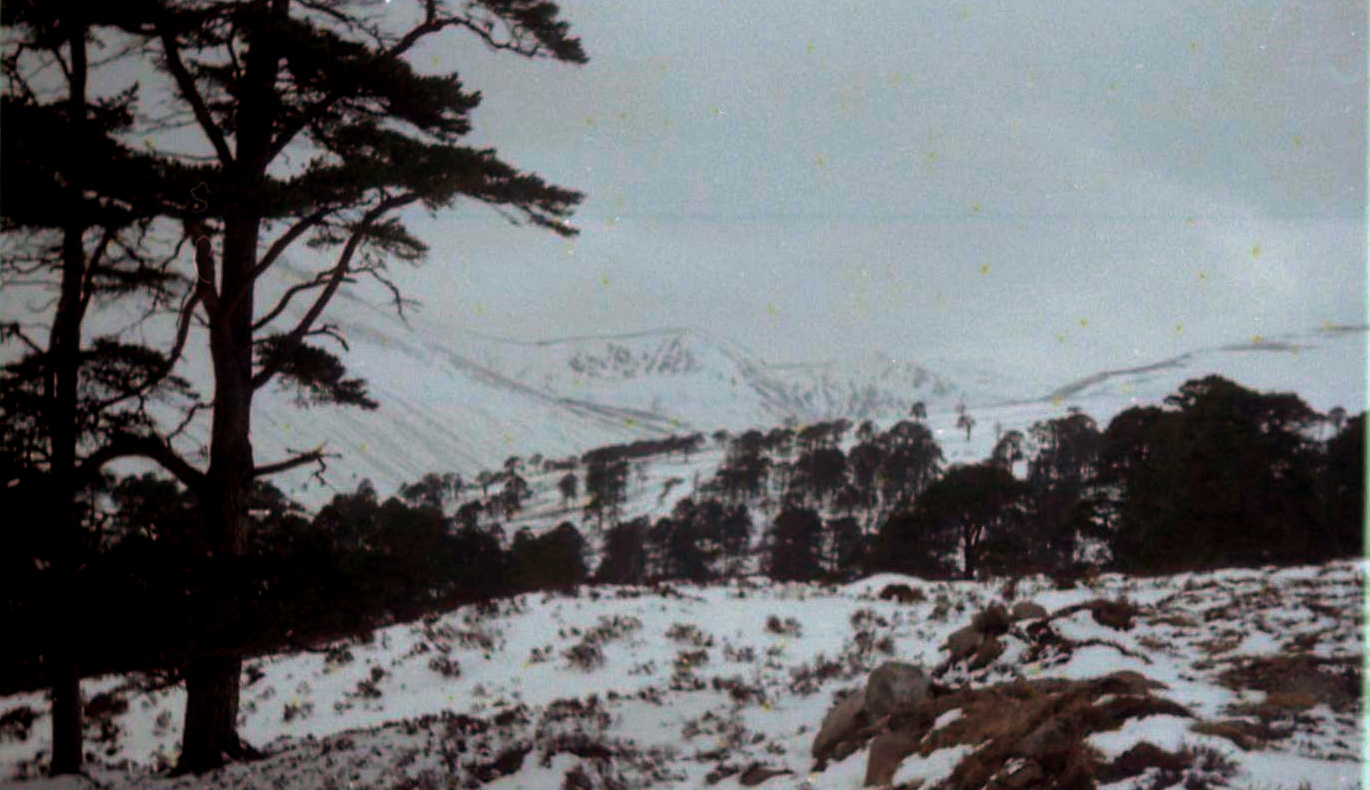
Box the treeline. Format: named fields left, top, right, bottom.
left=583, top=375, right=1363, bottom=585
left=3, top=375, right=1361, bottom=698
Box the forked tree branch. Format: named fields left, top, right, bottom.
left=168, top=399, right=210, bottom=443
left=77, top=227, right=118, bottom=315
left=251, top=192, right=421, bottom=391
left=389, top=1, right=557, bottom=62
left=0, top=322, right=45, bottom=355
left=227, top=207, right=338, bottom=321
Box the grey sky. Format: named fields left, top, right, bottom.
left=375, top=0, right=1364, bottom=382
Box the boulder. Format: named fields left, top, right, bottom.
left=970, top=635, right=1005, bottom=670
left=945, top=625, right=983, bottom=662
left=1089, top=599, right=1137, bottom=631
left=972, top=602, right=1012, bottom=635
left=1010, top=601, right=1048, bottom=621
left=865, top=662, right=931, bottom=718
left=811, top=690, right=867, bottom=761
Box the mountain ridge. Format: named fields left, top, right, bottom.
left=160, top=291, right=1365, bottom=507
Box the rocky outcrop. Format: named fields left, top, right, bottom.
left=971, top=602, right=1011, bottom=635
left=1047, top=597, right=1140, bottom=631
left=737, top=763, right=793, bottom=786
left=1010, top=600, right=1048, bottom=621
left=944, top=625, right=982, bottom=664
left=810, top=668, right=1189, bottom=788
left=805, top=623, right=1192, bottom=789
left=863, top=729, right=920, bottom=787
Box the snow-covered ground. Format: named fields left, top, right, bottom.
left=1, top=560, right=1362, bottom=789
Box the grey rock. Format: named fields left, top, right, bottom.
left=945, top=625, right=983, bottom=662
left=972, top=602, right=1012, bottom=635
left=811, top=689, right=867, bottom=761
left=865, top=661, right=931, bottom=718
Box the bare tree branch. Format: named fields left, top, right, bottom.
left=251, top=268, right=352, bottom=332
left=0, top=322, right=45, bottom=354
left=362, top=265, right=419, bottom=323
left=253, top=445, right=334, bottom=478
left=389, top=2, right=545, bottom=62
left=168, top=399, right=210, bottom=443
left=77, top=226, right=119, bottom=316
left=78, top=432, right=207, bottom=495
left=156, top=19, right=235, bottom=166
left=251, top=192, right=421, bottom=390
left=304, top=323, right=349, bottom=352
left=244, top=207, right=334, bottom=290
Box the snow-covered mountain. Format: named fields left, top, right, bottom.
left=220, top=293, right=1365, bottom=507
left=205, top=293, right=980, bottom=502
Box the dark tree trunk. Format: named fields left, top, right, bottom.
left=962, top=526, right=976, bottom=581
left=177, top=652, right=252, bottom=772
left=48, top=226, right=88, bottom=780
left=172, top=0, right=286, bottom=772
left=174, top=227, right=259, bottom=775
left=47, top=18, right=90, bottom=777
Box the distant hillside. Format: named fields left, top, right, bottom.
left=151, top=287, right=1364, bottom=508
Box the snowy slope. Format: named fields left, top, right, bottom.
left=1, top=562, right=1361, bottom=789
left=153, top=283, right=989, bottom=505
left=1029, top=324, right=1368, bottom=427
left=228, top=298, right=1365, bottom=508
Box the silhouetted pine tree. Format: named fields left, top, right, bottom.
left=597, top=517, right=649, bottom=584
left=766, top=507, right=823, bottom=582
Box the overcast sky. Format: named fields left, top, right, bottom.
left=366, top=1, right=1363, bottom=382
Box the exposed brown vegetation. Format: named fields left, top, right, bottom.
left=1095, top=740, right=1190, bottom=783
left=1048, top=598, right=1139, bottom=631
left=821, top=671, right=1191, bottom=789
left=1215, top=655, right=1360, bottom=712
left=879, top=583, right=926, bottom=604
left=1190, top=718, right=1292, bottom=751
